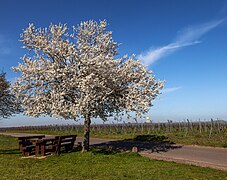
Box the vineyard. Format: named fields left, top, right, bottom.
left=1, top=119, right=226, bottom=136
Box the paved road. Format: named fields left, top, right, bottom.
left=1, top=132, right=227, bottom=171
left=140, top=145, right=227, bottom=171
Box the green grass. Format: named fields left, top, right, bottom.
left=0, top=135, right=227, bottom=179
left=6, top=129, right=227, bottom=148
left=165, top=132, right=227, bottom=147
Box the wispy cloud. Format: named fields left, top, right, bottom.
left=160, top=87, right=182, bottom=94
left=138, top=19, right=225, bottom=66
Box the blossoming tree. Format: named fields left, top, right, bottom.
left=12, top=20, right=164, bottom=151
left=0, top=72, right=21, bottom=119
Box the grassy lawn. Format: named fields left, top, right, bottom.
left=0, top=135, right=227, bottom=179
left=5, top=129, right=227, bottom=148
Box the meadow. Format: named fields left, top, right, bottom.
left=0, top=135, right=227, bottom=179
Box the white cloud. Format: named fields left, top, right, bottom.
left=160, top=87, right=182, bottom=94
left=138, top=19, right=225, bottom=66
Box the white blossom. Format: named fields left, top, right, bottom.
left=12, top=20, right=164, bottom=121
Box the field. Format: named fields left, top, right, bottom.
left=0, top=135, right=227, bottom=179
left=1, top=120, right=227, bottom=147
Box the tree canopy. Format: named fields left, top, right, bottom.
left=0, top=72, right=21, bottom=119
left=12, top=20, right=164, bottom=151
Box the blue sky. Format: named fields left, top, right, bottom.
left=0, top=0, right=227, bottom=126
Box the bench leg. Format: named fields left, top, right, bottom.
left=41, top=145, right=45, bottom=156
left=36, top=145, right=40, bottom=155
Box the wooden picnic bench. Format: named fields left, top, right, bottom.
left=39, top=135, right=77, bottom=156
left=18, top=135, right=45, bottom=156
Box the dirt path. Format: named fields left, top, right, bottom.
left=1, top=132, right=227, bottom=171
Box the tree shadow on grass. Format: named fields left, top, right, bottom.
left=0, top=149, right=20, bottom=154
left=91, top=134, right=182, bottom=153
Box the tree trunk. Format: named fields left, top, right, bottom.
left=82, top=114, right=91, bottom=152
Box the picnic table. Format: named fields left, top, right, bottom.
left=18, top=135, right=45, bottom=155
left=38, top=135, right=77, bottom=155
left=30, top=137, right=56, bottom=155
left=18, top=135, right=77, bottom=156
